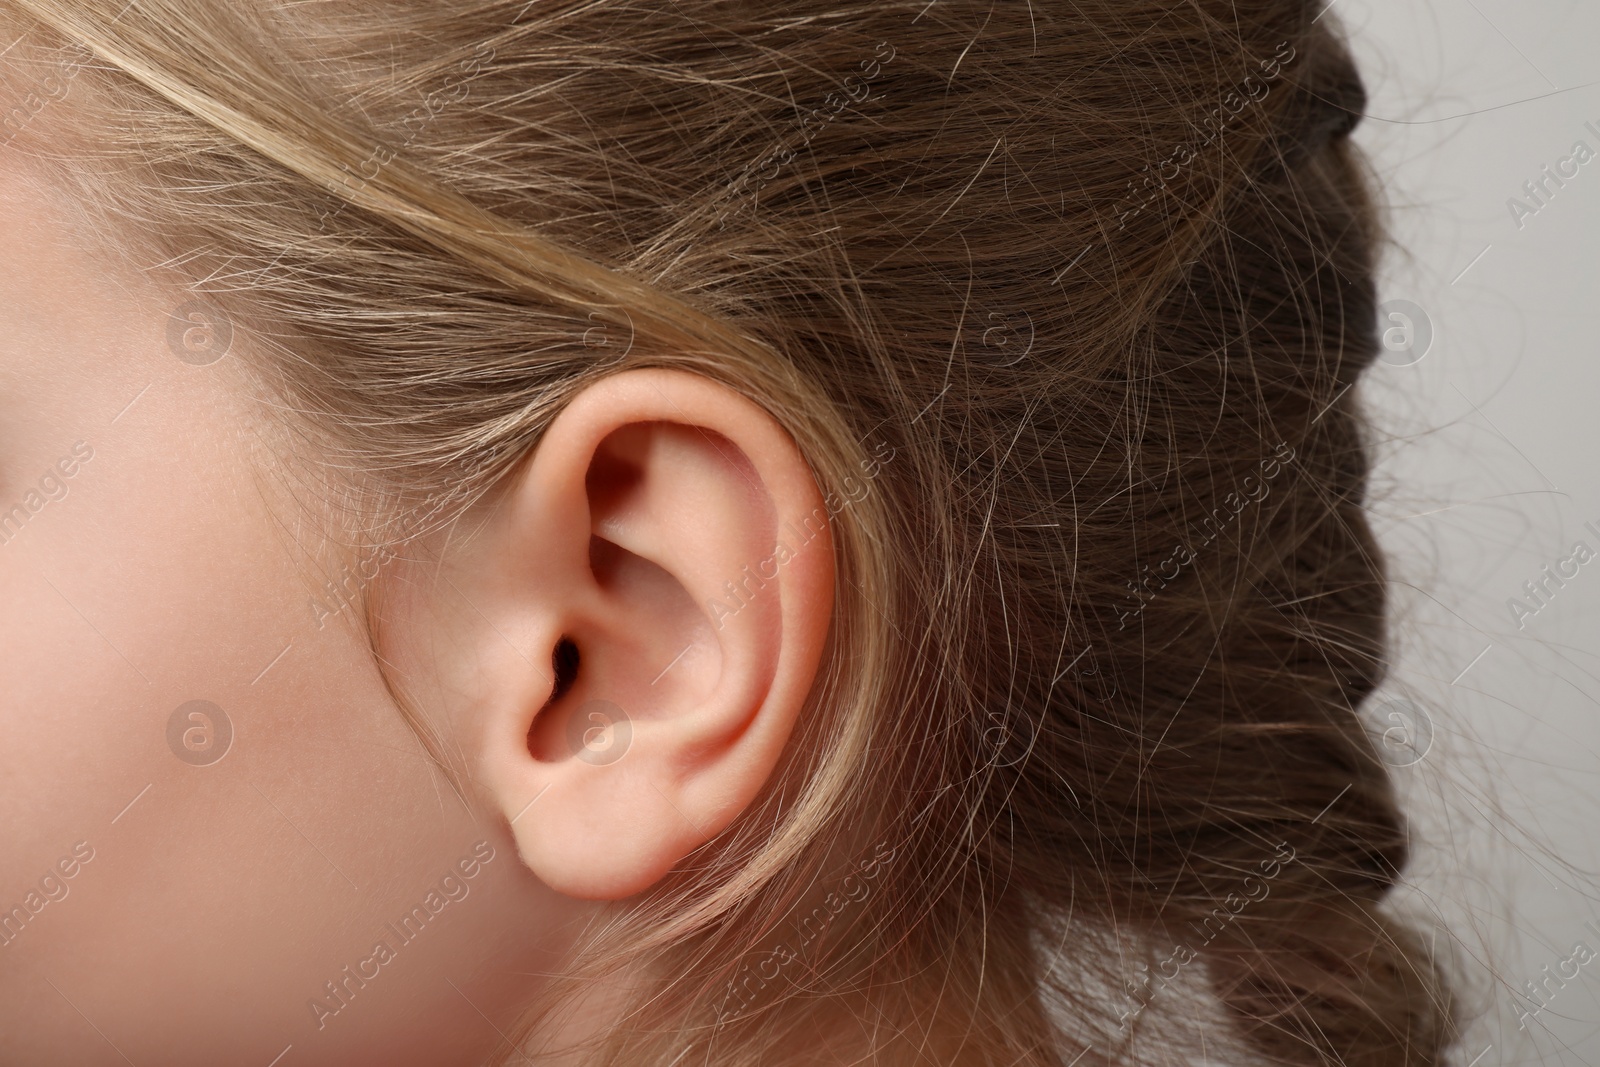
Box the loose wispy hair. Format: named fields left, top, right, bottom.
left=2, top=0, right=1457, bottom=1063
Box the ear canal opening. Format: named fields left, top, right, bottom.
left=550, top=636, right=580, bottom=704
left=527, top=636, right=582, bottom=759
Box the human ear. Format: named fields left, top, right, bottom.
left=400, top=369, right=835, bottom=900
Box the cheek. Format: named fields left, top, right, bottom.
left=0, top=253, right=509, bottom=1059
left=0, top=188, right=569, bottom=1064
left=0, top=352, right=534, bottom=1058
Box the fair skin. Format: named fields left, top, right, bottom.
left=0, top=156, right=835, bottom=1065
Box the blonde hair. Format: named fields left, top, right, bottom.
left=3, top=1, right=1455, bottom=1063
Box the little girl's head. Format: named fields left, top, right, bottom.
left=0, top=1, right=1450, bottom=1064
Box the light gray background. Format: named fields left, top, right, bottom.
left=1335, top=0, right=1600, bottom=1063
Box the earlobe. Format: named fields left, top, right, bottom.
left=402, top=370, right=835, bottom=900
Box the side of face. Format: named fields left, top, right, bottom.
left=0, top=158, right=577, bottom=1066
left=0, top=138, right=838, bottom=1062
